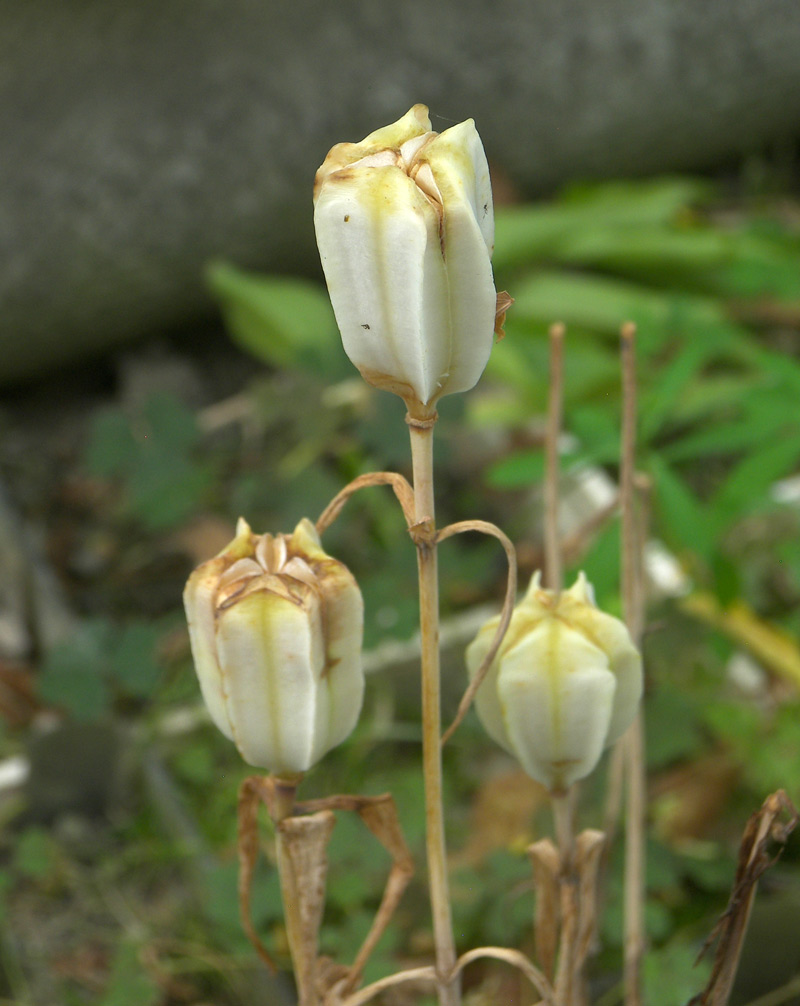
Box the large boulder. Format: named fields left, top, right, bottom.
left=3, top=0, right=800, bottom=383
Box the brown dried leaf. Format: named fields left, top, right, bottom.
left=494, top=291, right=514, bottom=340
left=574, top=829, right=606, bottom=970
left=278, top=809, right=337, bottom=1001
left=296, top=792, right=414, bottom=992
left=528, top=838, right=560, bottom=982
left=688, top=790, right=798, bottom=1006
left=237, top=775, right=278, bottom=973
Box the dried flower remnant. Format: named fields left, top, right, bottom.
left=183, top=517, right=364, bottom=775
left=467, top=572, right=642, bottom=793
left=314, top=104, right=499, bottom=418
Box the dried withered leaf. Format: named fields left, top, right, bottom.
left=687, top=790, right=798, bottom=1006
left=494, top=291, right=514, bottom=340
left=575, top=829, right=606, bottom=969
left=529, top=837, right=560, bottom=982
left=237, top=775, right=283, bottom=973
left=296, top=791, right=414, bottom=993
left=278, top=809, right=337, bottom=1001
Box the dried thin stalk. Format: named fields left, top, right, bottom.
left=296, top=793, right=414, bottom=991
left=553, top=793, right=581, bottom=1006
left=531, top=828, right=606, bottom=1006
left=529, top=838, right=561, bottom=983
left=277, top=811, right=336, bottom=1006
left=407, top=412, right=460, bottom=1006
left=689, top=791, right=798, bottom=1006
left=316, top=471, right=416, bottom=535
left=620, top=322, right=646, bottom=1006
left=237, top=775, right=281, bottom=972
left=602, top=741, right=626, bottom=851
left=453, top=945, right=555, bottom=1004
left=338, top=965, right=438, bottom=1006
left=574, top=830, right=606, bottom=972
left=544, top=322, right=565, bottom=593
left=437, top=519, right=518, bottom=746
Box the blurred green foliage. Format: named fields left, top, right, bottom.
left=484, top=179, right=800, bottom=602
left=86, top=392, right=218, bottom=531
left=8, top=175, right=800, bottom=1004
left=196, top=175, right=800, bottom=1000
left=207, top=262, right=350, bottom=380
left=38, top=617, right=164, bottom=719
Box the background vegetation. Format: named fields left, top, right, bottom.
left=2, top=171, right=800, bottom=1005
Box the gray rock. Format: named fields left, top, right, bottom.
left=3, top=0, right=800, bottom=383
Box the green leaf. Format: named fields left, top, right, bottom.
left=570, top=519, right=622, bottom=611
left=207, top=261, right=345, bottom=374
left=38, top=621, right=113, bottom=720
left=85, top=407, right=138, bottom=478
left=667, top=373, right=757, bottom=427
left=485, top=333, right=547, bottom=401
left=680, top=847, right=738, bottom=892
left=713, top=231, right=800, bottom=300
left=662, top=413, right=781, bottom=464
left=13, top=827, right=56, bottom=880
left=744, top=701, right=800, bottom=797
left=646, top=685, right=704, bottom=769
left=126, top=450, right=215, bottom=530
left=172, top=741, right=216, bottom=787
left=570, top=405, right=622, bottom=464
left=643, top=941, right=710, bottom=1006
left=648, top=455, right=715, bottom=560
left=486, top=449, right=543, bottom=490
left=561, top=339, right=621, bottom=402
left=493, top=177, right=710, bottom=272
left=639, top=339, right=713, bottom=443
left=510, top=271, right=731, bottom=359
left=109, top=622, right=162, bottom=697
left=711, top=553, right=741, bottom=607
left=710, top=433, right=800, bottom=523
left=142, top=392, right=200, bottom=453
left=202, top=861, right=283, bottom=948
left=85, top=393, right=214, bottom=529
left=99, top=940, right=160, bottom=1006
left=702, top=699, right=761, bottom=747
left=552, top=226, right=739, bottom=279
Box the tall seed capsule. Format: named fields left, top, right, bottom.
left=313, top=103, right=497, bottom=419
left=183, top=518, right=364, bottom=776
left=466, top=572, right=642, bottom=793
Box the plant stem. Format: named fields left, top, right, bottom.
left=544, top=323, right=565, bottom=593
left=622, top=715, right=645, bottom=1006
left=408, top=415, right=460, bottom=1006
left=553, top=791, right=579, bottom=1006
left=275, top=810, right=336, bottom=1006
left=620, top=324, right=645, bottom=1006
left=271, top=780, right=318, bottom=1006
left=275, top=830, right=318, bottom=1006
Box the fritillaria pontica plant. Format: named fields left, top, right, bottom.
left=183, top=105, right=794, bottom=1006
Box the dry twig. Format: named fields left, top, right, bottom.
left=688, top=790, right=798, bottom=1006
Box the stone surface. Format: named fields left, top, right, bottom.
left=3, top=0, right=800, bottom=383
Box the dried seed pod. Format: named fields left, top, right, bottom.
left=314, top=104, right=497, bottom=418
left=184, top=518, right=364, bottom=775
left=467, top=572, right=642, bottom=793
